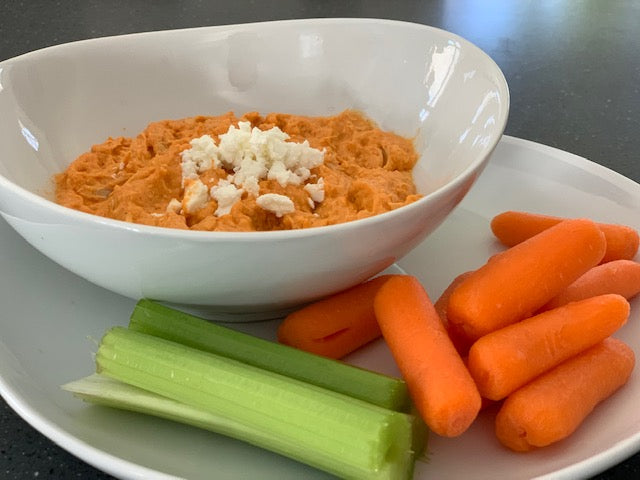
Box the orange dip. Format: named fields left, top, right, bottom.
left=55, top=110, right=421, bottom=231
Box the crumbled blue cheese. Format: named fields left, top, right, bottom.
left=304, top=178, right=325, bottom=203
left=230, top=159, right=265, bottom=197
left=179, top=121, right=326, bottom=217
left=256, top=193, right=295, bottom=218
left=216, top=122, right=324, bottom=191
left=180, top=135, right=220, bottom=186
left=166, top=198, right=182, bottom=214
left=210, top=179, right=244, bottom=217
left=182, top=179, right=209, bottom=214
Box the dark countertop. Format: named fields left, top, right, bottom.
left=1, top=1, right=638, bottom=479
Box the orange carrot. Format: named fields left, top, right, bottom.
left=374, top=275, right=481, bottom=437
left=495, top=337, right=635, bottom=452
left=447, top=218, right=606, bottom=342
left=460, top=355, right=498, bottom=412
left=434, top=271, right=475, bottom=355
left=491, top=211, right=639, bottom=263
left=277, top=275, right=395, bottom=359
left=434, top=271, right=474, bottom=327
left=467, top=294, right=630, bottom=401
left=543, top=260, right=640, bottom=310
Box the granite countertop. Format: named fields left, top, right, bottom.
left=1, top=1, right=639, bottom=479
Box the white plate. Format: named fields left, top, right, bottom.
left=1, top=136, right=639, bottom=480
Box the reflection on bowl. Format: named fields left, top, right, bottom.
left=0, top=18, right=509, bottom=316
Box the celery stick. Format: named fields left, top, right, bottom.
left=64, top=375, right=430, bottom=471
left=63, top=374, right=260, bottom=438
left=129, top=299, right=409, bottom=411
left=96, top=327, right=415, bottom=480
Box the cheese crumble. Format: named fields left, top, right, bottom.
left=180, top=122, right=325, bottom=216
left=182, top=179, right=209, bottom=214
left=210, top=179, right=244, bottom=217
left=256, top=193, right=296, bottom=217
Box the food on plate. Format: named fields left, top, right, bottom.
left=446, top=218, right=607, bottom=343
left=129, top=299, right=409, bottom=411
left=277, top=274, right=396, bottom=360
left=64, top=207, right=638, bottom=471
left=55, top=110, right=421, bottom=231
left=490, top=210, right=640, bottom=263
left=275, top=210, right=637, bottom=450
left=542, top=259, right=640, bottom=310
left=70, top=320, right=421, bottom=479
left=495, top=338, right=635, bottom=452
left=373, top=275, right=482, bottom=438
left=467, top=294, right=630, bottom=401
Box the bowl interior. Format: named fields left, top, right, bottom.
left=0, top=19, right=508, bottom=206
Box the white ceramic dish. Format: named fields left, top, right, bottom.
left=1, top=136, right=639, bottom=479
left=0, top=19, right=509, bottom=314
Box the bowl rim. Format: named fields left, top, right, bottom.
left=0, top=18, right=510, bottom=241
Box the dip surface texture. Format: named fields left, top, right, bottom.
left=55, top=110, right=421, bottom=231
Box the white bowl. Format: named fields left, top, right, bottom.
left=0, top=18, right=509, bottom=315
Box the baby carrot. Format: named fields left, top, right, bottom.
left=433, top=271, right=475, bottom=355
left=459, top=356, right=497, bottom=412
left=543, top=260, right=640, bottom=310
left=495, top=337, right=635, bottom=452
left=491, top=211, right=639, bottom=263
left=277, top=275, right=395, bottom=359
left=447, top=218, right=606, bottom=342
left=433, top=271, right=474, bottom=327
left=467, top=294, right=630, bottom=401
left=374, top=275, right=481, bottom=437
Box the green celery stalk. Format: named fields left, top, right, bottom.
left=129, top=299, right=409, bottom=411
left=95, top=327, right=415, bottom=480
left=63, top=373, right=267, bottom=438
left=64, top=375, right=428, bottom=468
